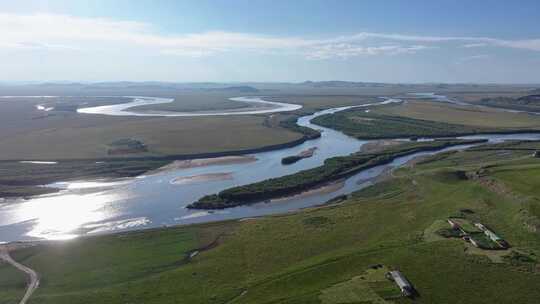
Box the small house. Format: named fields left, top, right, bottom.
left=386, top=270, right=415, bottom=297
left=448, top=219, right=460, bottom=230
left=448, top=218, right=467, bottom=235
left=474, top=223, right=509, bottom=249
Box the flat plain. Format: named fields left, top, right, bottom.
left=374, top=100, right=540, bottom=128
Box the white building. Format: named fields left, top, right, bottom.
left=474, top=223, right=509, bottom=248
left=387, top=270, right=415, bottom=297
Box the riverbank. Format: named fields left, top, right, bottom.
left=154, top=155, right=257, bottom=172
left=3, top=140, right=540, bottom=304
left=5, top=95, right=540, bottom=243
left=188, top=139, right=488, bottom=209
left=171, top=173, right=234, bottom=185
left=0, top=159, right=170, bottom=198
left=0, top=113, right=319, bottom=199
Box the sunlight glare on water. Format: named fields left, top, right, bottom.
left=15, top=191, right=125, bottom=240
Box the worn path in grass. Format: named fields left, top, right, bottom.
left=0, top=245, right=39, bottom=304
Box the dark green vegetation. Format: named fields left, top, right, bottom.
left=3, top=141, right=540, bottom=303
left=281, top=148, right=317, bottom=165
left=281, top=155, right=305, bottom=165
left=0, top=159, right=169, bottom=197
left=312, top=103, right=540, bottom=139
left=189, top=139, right=486, bottom=209
left=374, top=100, right=540, bottom=129
left=313, top=109, right=492, bottom=139
left=107, top=138, right=148, bottom=155
left=475, top=94, right=540, bottom=113
left=0, top=258, right=27, bottom=302
left=279, top=116, right=321, bottom=140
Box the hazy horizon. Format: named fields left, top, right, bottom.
left=1, top=80, right=540, bottom=86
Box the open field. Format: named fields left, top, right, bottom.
left=446, top=91, right=540, bottom=113
left=2, top=141, right=540, bottom=303
left=472, top=95, right=540, bottom=113
left=0, top=91, right=384, bottom=161
left=0, top=258, right=27, bottom=303
left=266, top=95, right=381, bottom=113
left=312, top=100, right=540, bottom=140
left=313, top=108, right=492, bottom=139
left=0, top=83, right=537, bottom=161
left=0, top=115, right=302, bottom=160
left=0, top=97, right=303, bottom=160
left=375, top=101, right=540, bottom=128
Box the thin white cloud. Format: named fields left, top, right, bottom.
left=456, top=54, right=492, bottom=64
left=462, top=43, right=488, bottom=48
left=306, top=44, right=433, bottom=60
left=0, top=13, right=539, bottom=60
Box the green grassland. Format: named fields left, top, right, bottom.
left=0, top=100, right=303, bottom=160
left=0, top=96, right=307, bottom=196
left=446, top=92, right=540, bottom=113
left=266, top=95, right=381, bottom=113
left=2, top=90, right=538, bottom=161
left=312, top=100, right=540, bottom=139
left=0, top=261, right=26, bottom=303
left=375, top=100, right=540, bottom=128
left=312, top=109, right=491, bottom=139
left=2, top=141, right=540, bottom=303
left=0, top=93, right=385, bottom=161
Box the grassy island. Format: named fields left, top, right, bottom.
left=313, top=110, right=497, bottom=139
left=188, top=139, right=487, bottom=209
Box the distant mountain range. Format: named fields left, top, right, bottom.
left=0, top=82, right=261, bottom=95
left=206, top=86, right=259, bottom=93
left=0, top=81, right=538, bottom=96
left=300, top=81, right=390, bottom=88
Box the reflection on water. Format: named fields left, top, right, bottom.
left=50, top=180, right=132, bottom=190
left=19, top=161, right=58, bottom=165
left=84, top=217, right=151, bottom=234
left=77, top=96, right=302, bottom=116
left=2, top=191, right=126, bottom=241
left=1, top=95, right=540, bottom=242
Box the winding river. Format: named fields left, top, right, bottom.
left=1, top=95, right=540, bottom=243
left=76, top=96, right=302, bottom=116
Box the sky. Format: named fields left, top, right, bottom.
left=1, top=0, right=540, bottom=83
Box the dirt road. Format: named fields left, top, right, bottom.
left=0, top=244, right=39, bottom=304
